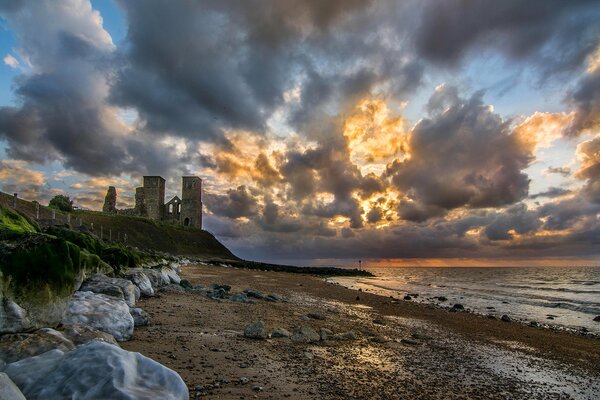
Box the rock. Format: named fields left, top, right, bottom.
left=80, top=275, right=139, bottom=307
left=452, top=303, right=464, bottom=310
left=319, top=328, right=333, bottom=341
left=271, top=328, right=291, bottom=338
left=208, top=288, right=228, bottom=300
left=370, top=336, right=389, bottom=343
left=372, top=317, right=386, bottom=325
left=122, top=269, right=155, bottom=297
left=253, top=385, right=264, bottom=392
left=307, top=312, right=326, bottom=320
left=0, top=328, right=75, bottom=364
left=160, top=266, right=181, bottom=285
left=5, top=341, right=188, bottom=400
left=239, top=377, right=249, bottom=385
left=141, top=268, right=170, bottom=288
left=229, top=293, right=255, bottom=304
left=437, top=296, right=448, bottom=302
left=61, top=324, right=118, bottom=346
left=290, top=325, right=320, bottom=343
left=401, top=338, right=421, bottom=345
left=265, top=293, right=284, bottom=302
left=594, top=315, right=600, bottom=322
left=303, top=351, right=314, bottom=360
left=160, top=284, right=186, bottom=294
left=0, top=372, right=27, bottom=400
left=411, top=333, right=432, bottom=341
left=62, top=291, right=134, bottom=341
left=501, top=314, right=511, bottom=322
left=210, top=284, right=231, bottom=292
left=244, top=321, right=267, bottom=339
left=244, top=289, right=265, bottom=299
left=0, top=297, right=32, bottom=334
left=403, top=295, right=412, bottom=301
left=130, top=307, right=151, bottom=326
left=179, top=279, right=193, bottom=290
left=332, top=331, right=357, bottom=341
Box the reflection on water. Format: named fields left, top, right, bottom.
left=330, top=266, right=600, bottom=334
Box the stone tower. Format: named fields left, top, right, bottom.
left=102, top=186, right=117, bottom=213
left=180, top=176, right=202, bottom=229
left=143, top=176, right=165, bottom=221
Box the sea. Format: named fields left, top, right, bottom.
left=329, top=266, right=600, bottom=335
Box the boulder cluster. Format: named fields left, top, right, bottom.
left=0, top=262, right=189, bottom=400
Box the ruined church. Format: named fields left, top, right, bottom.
left=103, top=176, right=202, bottom=229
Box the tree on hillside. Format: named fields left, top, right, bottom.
left=48, top=195, right=74, bottom=212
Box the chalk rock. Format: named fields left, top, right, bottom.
left=244, top=321, right=267, bottom=339
left=62, top=291, right=134, bottom=341
left=0, top=328, right=74, bottom=364
left=130, top=307, right=151, bottom=327
left=61, top=324, right=118, bottom=346
left=0, top=372, right=26, bottom=400
left=158, top=266, right=180, bottom=285
left=5, top=341, right=188, bottom=400
left=291, top=325, right=320, bottom=343
left=80, top=275, right=139, bottom=307
left=122, top=269, right=154, bottom=297
left=0, top=297, right=32, bottom=334
left=143, top=268, right=170, bottom=288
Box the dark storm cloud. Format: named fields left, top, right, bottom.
left=415, top=0, right=600, bottom=75
left=204, top=185, right=259, bottom=219
left=564, top=71, right=600, bottom=136
left=529, top=187, right=571, bottom=200
left=0, top=0, right=187, bottom=177
left=387, top=87, right=533, bottom=220
left=483, top=204, right=542, bottom=241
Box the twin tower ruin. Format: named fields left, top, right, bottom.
left=103, top=176, right=202, bottom=229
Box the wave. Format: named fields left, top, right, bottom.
left=495, top=283, right=600, bottom=295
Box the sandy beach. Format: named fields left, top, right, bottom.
left=122, top=264, right=600, bottom=400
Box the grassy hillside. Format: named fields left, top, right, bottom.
left=75, top=211, right=238, bottom=260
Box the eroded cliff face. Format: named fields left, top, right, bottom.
left=0, top=206, right=115, bottom=333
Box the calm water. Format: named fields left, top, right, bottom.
left=331, top=266, right=600, bottom=335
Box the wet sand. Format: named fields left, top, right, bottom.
left=122, top=264, right=600, bottom=399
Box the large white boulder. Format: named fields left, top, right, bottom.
left=62, top=291, right=134, bottom=341
left=0, top=372, right=27, bottom=400
left=122, top=269, right=154, bottom=297
left=80, top=275, right=140, bottom=307
left=160, top=266, right=181, bottom=285
left=5, top=341, right=188, bottom=400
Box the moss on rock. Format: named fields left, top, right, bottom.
left=0, top=206, right=39, bottom=240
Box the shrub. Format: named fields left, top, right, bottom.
left=48, top=195, right=74, bottom=212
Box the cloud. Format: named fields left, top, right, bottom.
left=415, top=0, right=600, bottom=76
left=387, top=86, right=533, bottom=220
left=546, top=166, right=571, bottom=177
left=3, top=54, right=19, bottom=68
left=529, top=187, right=571, bottom=199
left=204, top=185, right=259, bottom=219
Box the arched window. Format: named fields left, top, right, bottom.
left=168, top=204, right=173, bottom=214
left=184, top=217, right=190, bottom=226
left=177, top=203, right=181, bottom=213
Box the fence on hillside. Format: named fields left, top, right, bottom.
left=0, top=191, right=127, bottom=244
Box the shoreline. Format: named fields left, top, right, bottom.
left=122, top=263, right=600, bottom=399
left=327, top=274, right=600, bottom=340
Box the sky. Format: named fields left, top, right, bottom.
left=0, top=0, right=599, bottom=266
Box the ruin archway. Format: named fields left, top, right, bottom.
left=184, top=217, right=190, bottom=226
